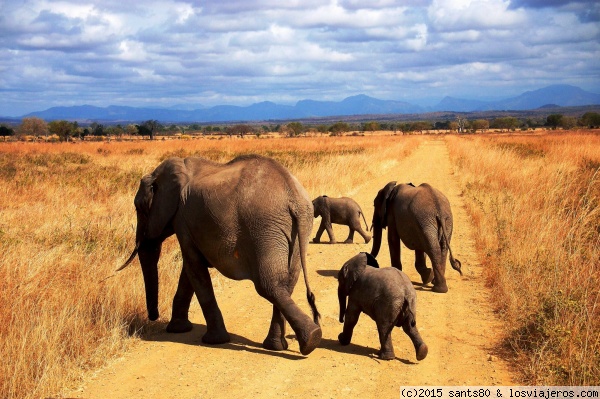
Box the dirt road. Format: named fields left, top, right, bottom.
left=73, top=139, right=513, bottom=398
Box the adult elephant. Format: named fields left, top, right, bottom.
left=370, top=182, right=462, bottom=293
left=118, top=154, right=322, bottom=355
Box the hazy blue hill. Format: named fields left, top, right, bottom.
left=483, top=85, right=600, bottom=110
left=19, top=85, right=600, bottom=123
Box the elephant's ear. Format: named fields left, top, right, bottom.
left=364, top=252, right=379, bottom=268
left=375, top=181, right=397, bottom=228
left=341, top=253, right=367, bottom=293
left=139, top=158, right=189, bottom=240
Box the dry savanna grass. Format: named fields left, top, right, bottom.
left=446, top=131, right=600, bottom=385
left=0, top=135, right=424, bottom=399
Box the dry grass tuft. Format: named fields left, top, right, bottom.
left=0, top=135, right=423, bottom=399
left=446, top=131, right=600, bottom=385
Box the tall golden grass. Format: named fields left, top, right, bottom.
left=446, top=131, right=600, bottom=385
left=0, top=135, right=424, bottom=399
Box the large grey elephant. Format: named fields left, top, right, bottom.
left=312, top=195, right=371, bottom=244
left=118, top=154, right=322, bottom=355
left=370, top=182, right=462, bottom=293
left=337, top=252, right=428, bottom=361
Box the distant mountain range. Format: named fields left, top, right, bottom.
left=18, top=84, right=600, bottom=123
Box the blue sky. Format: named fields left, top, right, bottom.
left=1, top=0, right=599, bottom=116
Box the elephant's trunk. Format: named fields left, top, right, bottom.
left=370, top=222, right=383, bottom=258
left=338, top=285, right=347, bottom=323
left=138, top=240, right=162, bottom=321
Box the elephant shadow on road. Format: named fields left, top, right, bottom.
left=143, top=322, right=306, bottom=360
left=316, top=269, right=339, bottom=278
left=318, top=337, right=418, bottom=365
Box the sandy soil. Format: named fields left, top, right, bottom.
left=72, top=138, right=514, bottom=398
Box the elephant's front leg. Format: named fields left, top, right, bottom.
left=388, top=224, right=403, bottom=270
left=263, top=305, right=288, bottom=351
left=415, top=250, right=434, bottom=285
left=182, top=252, right=230, bottom=345
left=166, top=270, right=194, bottom=333
left=338, top=302, right=361, bottom=346
left=376, top=319, right=396, bottom=360
left=312, top=220, right=326, bottom=243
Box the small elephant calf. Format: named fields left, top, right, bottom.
left=312, top=195, right=371, bottom=244
left=337, top=252, right=428, bottom=361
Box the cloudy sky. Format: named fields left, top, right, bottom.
left=1, top=0, right=599, bottom=116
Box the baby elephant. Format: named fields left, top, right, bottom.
left=312, top=195, right=371, bottom=244
left=337, top=252, right=428, bottom=361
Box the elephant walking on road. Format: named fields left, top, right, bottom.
left=312, top=195, right=371, bottom=244
left=337, top=252, right=428, bottom=361
left=370, top=182, right=462, bottom=293
left=119, top=154, right=322, bottom=355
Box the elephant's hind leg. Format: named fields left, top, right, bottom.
left=344, top=228, right=355, bottom=244
left=263, top=305, right=288, bottom=351
left=166, top=270, right=194, bottom=333
left=415, top=250, right=434, bottom=285
left=376, top=319, right=396, bottom=360
left=429, top=249, right=449, bottom=293
left=261, top=288, right=321, bottom=355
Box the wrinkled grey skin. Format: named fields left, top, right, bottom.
left=337, top=252, right=428, bottom=361
left=119, top=155, right=322, bottom=356
left=370, top=182, right=462, bottom=294
left=312, top=196, right=371, bottom=244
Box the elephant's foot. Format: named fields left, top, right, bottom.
left=432, top=282, right=448, bottom=293
left=419, top=268, right=434, bottom=285
left=298, top=325, right=322, bottom=355
left=343, top=238, right=354, bottom=244
left=379, top=349, right=396, bottom=361
left=329, top=240, right=337, bottom=244
left=263, top=336, right=288, bottom=351
left=416, top=343, right=428, bottom=361
left=201, top=328, right=231, bottom=345
left=312, top=237, right=320, bottom=243
left=166, top=318, right=193, bottom=333
left=338, top=332, right=351, bottom=346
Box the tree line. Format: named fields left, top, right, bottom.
left=2, top=112, right=599, bottom=141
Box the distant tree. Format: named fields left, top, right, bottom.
left=48, top=120, right=77, bottom=142
left=140, top=120, right=160, bottom=140
left=456, top=116, right=467, bottom=133
left=316, top=124, right=329, bottom=134
left=434, top=121, right=450, bottom=131
left=546, top=114, right=563, bottom=130
left=0, top=125, right=14, bottom=140
left=471, top=119, right=490, bottom=133
left=287, top=122, right=304, bottom=137
left=90, top=122, right=104, bottom=136
left=136, top=124, right=152, bottom=139
left=363, top=121, right=380, bottom=132
left=580, top=112, right=600, bottom=128
left=560, top=116, right=577, bottom=130
left=410, top=121, right=433, bottom=133
left=491, top=117, right=519, bottom=131
left=19, top=117, right=48, bottom=138
left=448, top=121, right=459, bottom=132
left=226, top=124, right=253, bottom=138
left=329, top=122, right=350, bottom=136
left=125, top=124, right=138, bottom=137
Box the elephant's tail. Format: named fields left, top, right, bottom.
left=294, top=206, right=321, bottom=325
left=359, top=209, right=369, bottom=231
left=395, top=298, right=414, bottom=328
left=436, top=215, right=463, bottom=276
